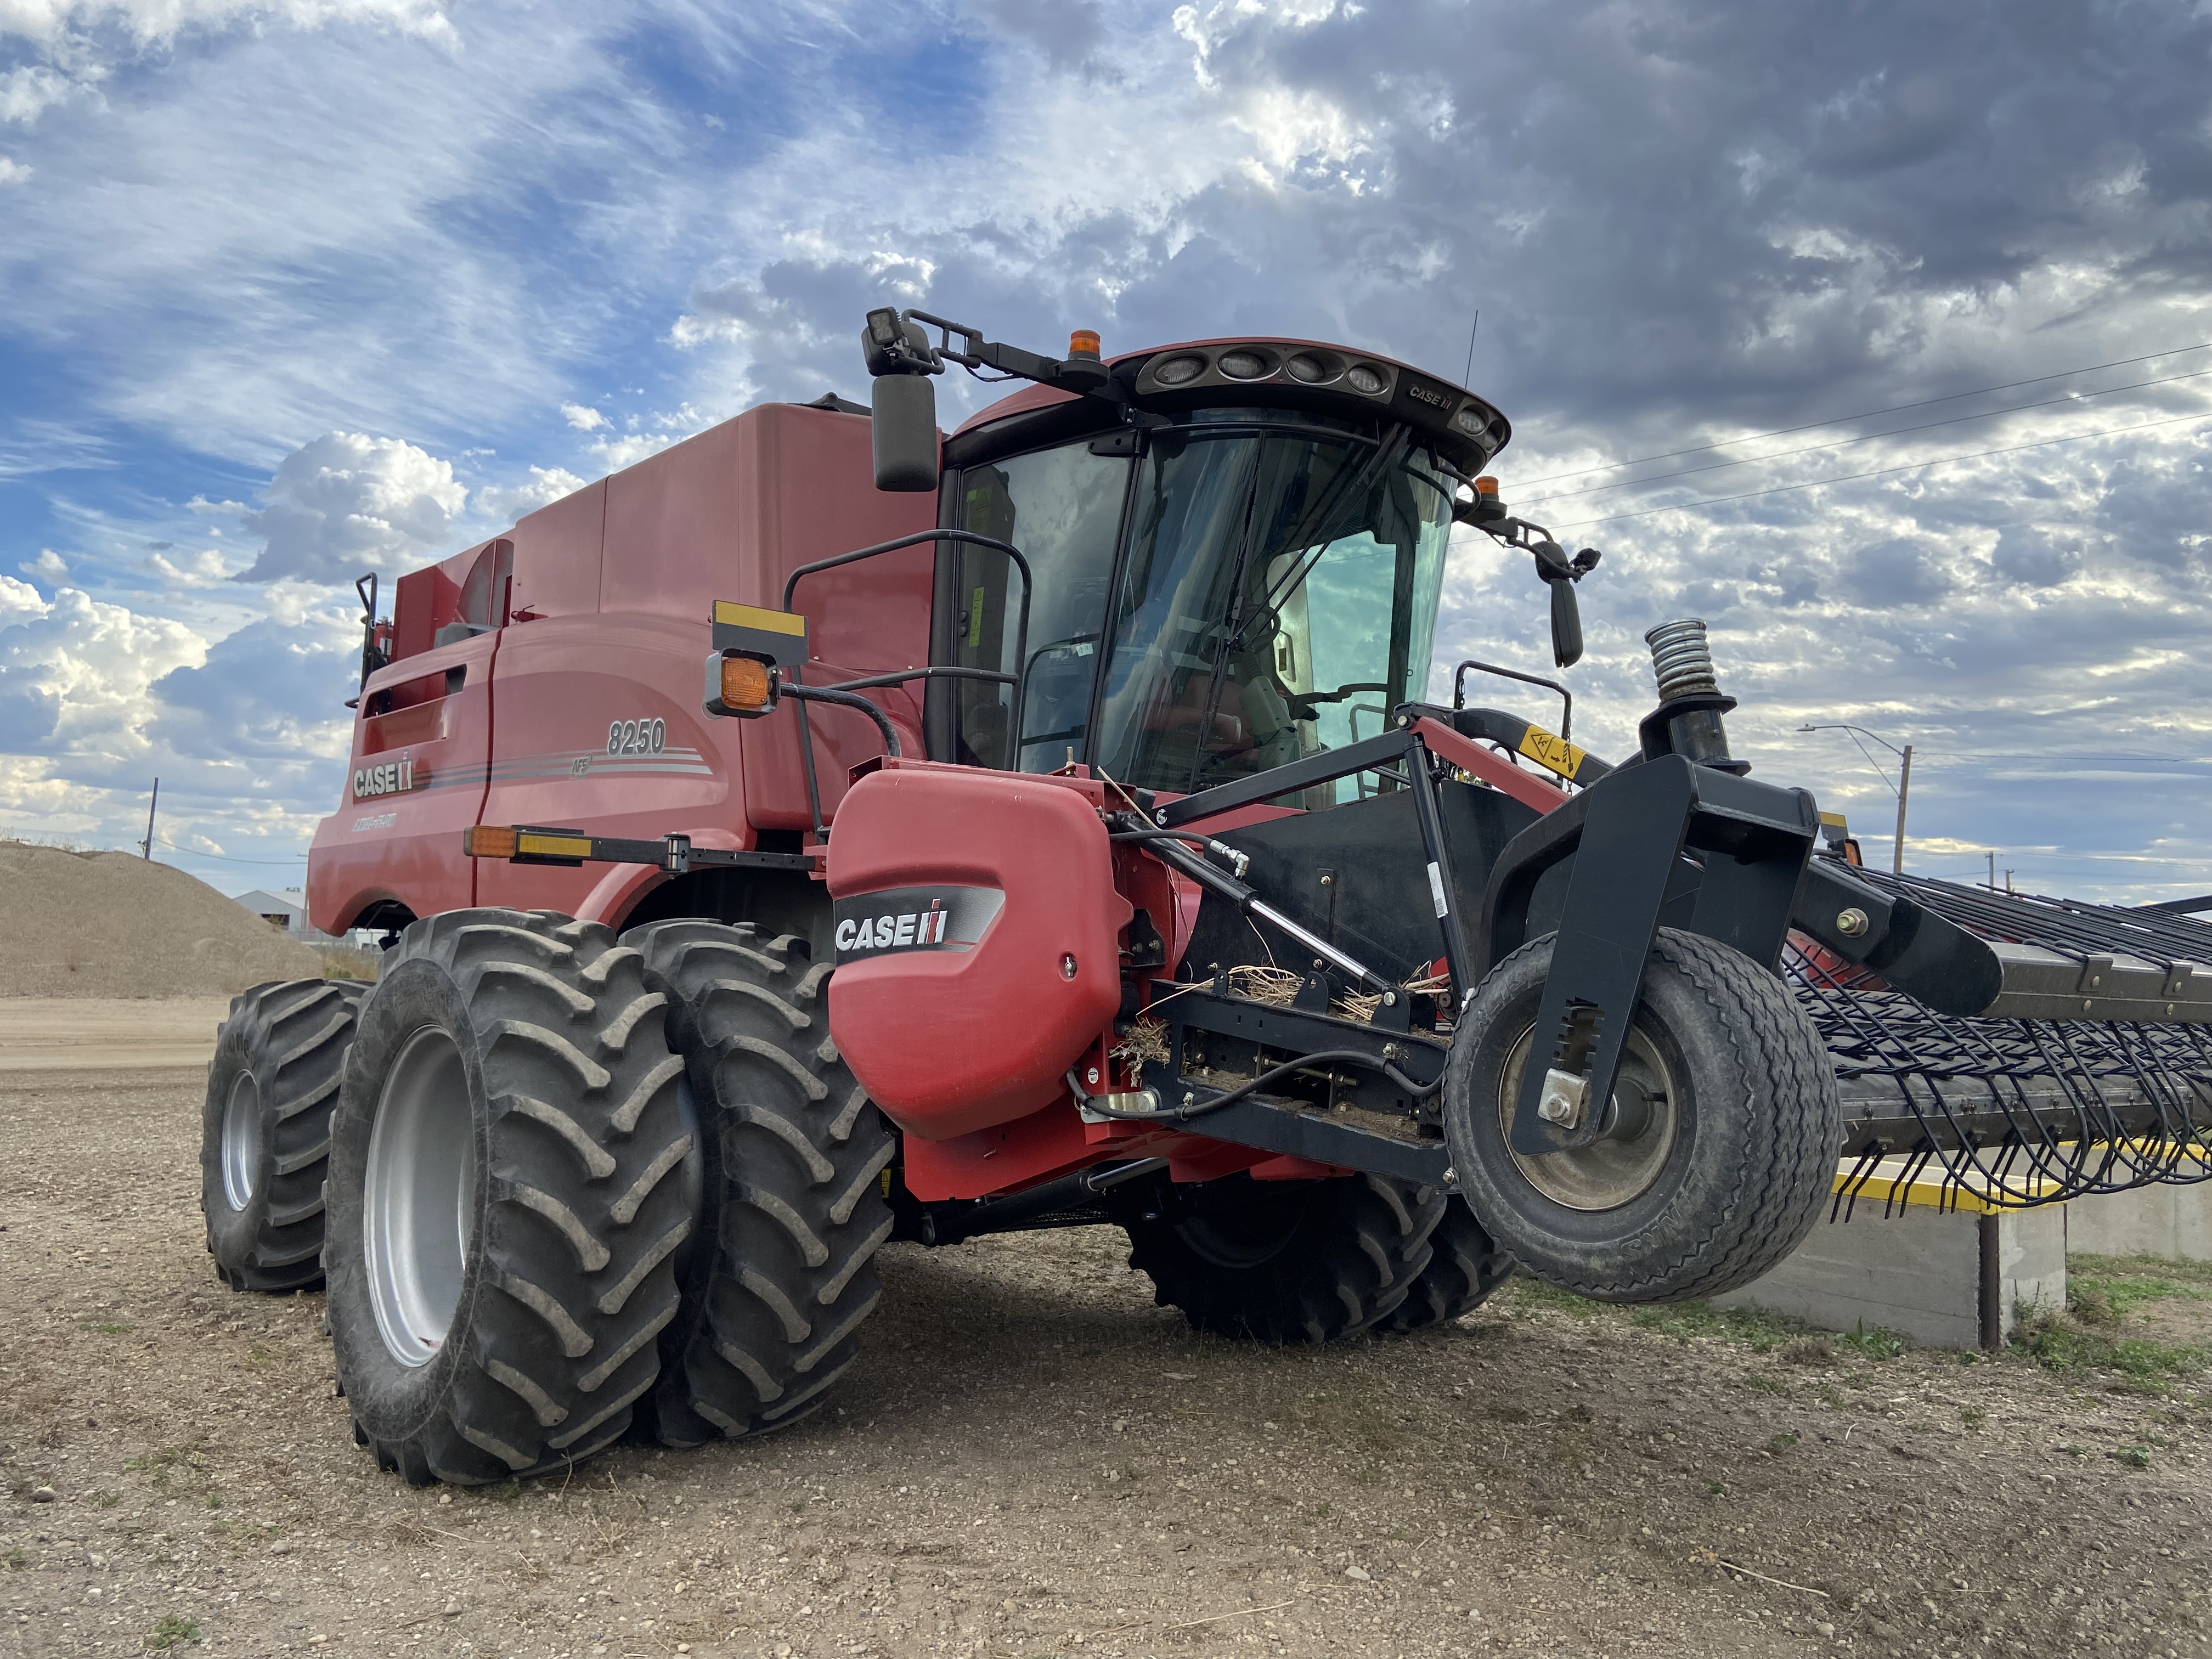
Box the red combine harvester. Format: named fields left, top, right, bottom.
left=202, top=311, right=2212, bottom=1485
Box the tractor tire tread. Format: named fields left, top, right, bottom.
left=624, top=919, right=895, bottom=1448
left=328, top=908, right=692, bottom=1485
left=201, top=977, right=369, bottom=1293
left=1125, top=1172, right=1446, bottom=1345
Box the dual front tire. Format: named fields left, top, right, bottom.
left=324, top=911, right=697, bottom=1483
left=242, top=911, right=894, bottom=1486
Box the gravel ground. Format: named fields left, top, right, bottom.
left=5, top=1061, right=2212, bottom=1659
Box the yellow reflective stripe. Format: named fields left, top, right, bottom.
left=711, top=600, right=806, bottom=636
left=1515, top=725, right=1585, bottom=779
left=516, top=832, right=594, bottom=860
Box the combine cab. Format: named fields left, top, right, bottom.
left=199, top=309, right=2212, bottom=1483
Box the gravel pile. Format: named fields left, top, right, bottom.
left=0, top=841, right=321, bottom=997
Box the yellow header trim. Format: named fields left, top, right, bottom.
left=516, top=832, right=594, bottom=860
left=713, top=600, right=807, bottom=636
left=1818, top=811, right=1849, bottom=830
left=1515, top=724, right=1585, bottom=779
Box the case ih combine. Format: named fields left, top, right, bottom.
left=201, top=311, right=2212, bottom=1485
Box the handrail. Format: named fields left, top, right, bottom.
left=1452, top=657, right=1571, bottom=742
left=778, top=528, right=1037, bottom=827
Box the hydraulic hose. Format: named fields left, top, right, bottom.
left=1080, top=1047, right=1441, bottom=1124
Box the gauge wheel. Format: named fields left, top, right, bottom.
left=1442, top=928, right=1841, bottom=1303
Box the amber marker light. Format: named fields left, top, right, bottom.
left=1474, top=475, right=1500, bottom=500
left=720, top=654, right=775, bottom=712
left=464, top=825, right=518, bottom=860
left=1068, top=329, right=1102, bottom=359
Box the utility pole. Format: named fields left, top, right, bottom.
left=1987, top=850, right=1996, bottom=890
left=1893, top=744, right=1912, bottom=876
left=141, top=777, right=160, bottom=860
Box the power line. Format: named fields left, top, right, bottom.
left=158, top=836, right=308, bottom=865
left=1552, top=408, right=2212, bottom=531
left=1517, top=366, right=2212, bottom=508
left=1513, top=341, right=2212, bottom=488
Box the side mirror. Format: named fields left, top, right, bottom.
left=871, top=372, right=940, bottom=493
left=1549, top=578, right=1583, bottom=669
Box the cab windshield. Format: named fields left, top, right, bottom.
left=943, top=419, right=1454, bottom=804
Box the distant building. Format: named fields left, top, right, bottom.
left=231, top=888, right=367, bottom=948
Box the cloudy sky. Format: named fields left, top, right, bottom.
left=2, top=0, right=2208, bottom=902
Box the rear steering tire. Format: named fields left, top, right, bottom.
left=624, top=920, right=896, bottom=1447
left=1441, top=928, right=1842, bottom=1304
left=201, top=979, right=367, bottom=1292
left=1122, top=1172, right=1446, bottom=1343
left=324, top=910, right=696, bottom=1485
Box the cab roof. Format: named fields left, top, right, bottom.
left=946, top=336, right=1510, bottom=477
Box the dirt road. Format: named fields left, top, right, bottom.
left=0, top=1000, right=232, bottom=1073
left=4, top=1019, right=2209, bottom=1658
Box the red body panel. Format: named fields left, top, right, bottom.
left=825, top=762, right=1131, bottom=1140
left=307, top=403, right=932, bottom=934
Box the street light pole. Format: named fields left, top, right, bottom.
left=1797, top=724, right=1912, bottom=876
left=1894, top=744, right=1912, bottom=877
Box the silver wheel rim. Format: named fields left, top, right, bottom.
left=1497, top=1023, right=1680, bottom=1212
left=221, top=1071, right=260, bottom=1211
left=364, top=1025, right=477, bottom=1368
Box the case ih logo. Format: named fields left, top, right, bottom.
left=353, top=757, right=417, bottom=799
left=1404, top=377, right=1452, bottom=410
left=832, top=884, right=1005, bottom=963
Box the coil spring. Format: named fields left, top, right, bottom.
left=1644, top=618, right=1719, bottom=701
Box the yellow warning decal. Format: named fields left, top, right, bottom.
left=1516, top=725, right=1585, bottom=779
left=711, top=600, right=808, bottom=636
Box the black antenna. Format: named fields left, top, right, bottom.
left=1463, top=310, right=1480, bottom=385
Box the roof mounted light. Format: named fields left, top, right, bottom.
left=1345, top=363, right=1389, bottom=396
left=1153, top=352, right=1209, bottom=386
left=1451, top=407, right=1491, bottom=437
left=1216, top=348, right=1272, bottom=380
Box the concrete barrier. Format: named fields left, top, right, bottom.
left=1713, top=1165, right=2067, bottom=1349
left=2065, top=1182, right=2212, bottom=1261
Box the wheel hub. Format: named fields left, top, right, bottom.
left=363, top=1025, right=477, bottom=1367
left=1497, top=1024, right=1679, bottom=1212
left=220, top=1071, right=261, bottom=1211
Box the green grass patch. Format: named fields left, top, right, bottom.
left=2067, top=1253, right=2212, bottom=1324
left=2010, top=1307, right=2208, bottom=1390
left=76, top=1319, right=133, bottom=1335
left=2008, top=1269, right=2211, bottom=1390
left=147, top=1614, right=201, bottom=1649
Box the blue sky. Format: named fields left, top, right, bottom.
left=2, top=0, right=2208, bottom=900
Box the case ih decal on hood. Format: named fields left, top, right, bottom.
left=832, top=885, right=1005, bottom=962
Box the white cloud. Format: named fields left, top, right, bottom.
left=19, top=548, right=66, bottom=582
left=0, top=574, right=50, bottom=627
left=149, top=546, right=231, bottom=586
left=0, top=584, right=208, bottom=754
left=239, top=430, right=465, bottom=583
left=474, top=464, right=586, bottom=522
left=0, top=64, right=78, bottom=125
left=0, top=1, right=455, bottom=49
left=558, top=402, right=605, bottom=430
left=0, top=155, right=28, bottom=184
